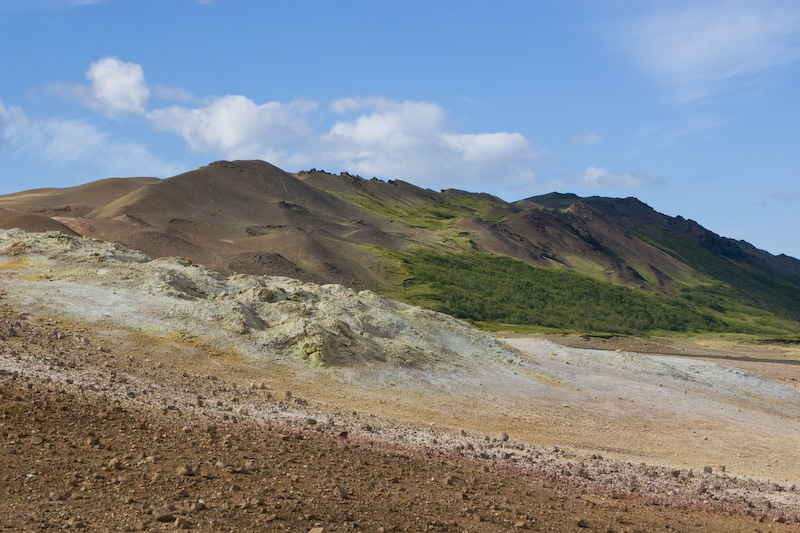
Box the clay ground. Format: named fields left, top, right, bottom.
left=2, top=303, right=799, bottom=532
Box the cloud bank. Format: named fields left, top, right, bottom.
left=39, top=58, right=543, bottom=190
left=146, top=93, right=538, bottom=189
left=5, top=56, right=656, bottom=194
left=320, top=97, right=537, bottom=186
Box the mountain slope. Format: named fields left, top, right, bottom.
left=525, top=193, right=800, bottom=325
left=2, top=159, right=798, bottom=336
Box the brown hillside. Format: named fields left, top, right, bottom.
left=0, top=207, right=79, bottom=235
left=0, top=177, right=159, bottom=217
left=1, top=160, right=798, bottom=308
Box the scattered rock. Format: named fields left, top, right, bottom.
left=66, top=518, right=86, bottom=529
left=152, top=505, right=175, bottom=522
left=189, top=500, right=206, bottom=512
left=176, top=465, right=194, bottom=476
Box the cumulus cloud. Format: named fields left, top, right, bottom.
left=320, top=98, right=537, bottom=188
left=85, top=57, right=149, bottom=116
left=36, top=59, right=541, bottom=190
left=578, top=166, right=659, bottom=188
left=623, top=1, right=800, bottom=102
left=147, top=95, right=317, bottom=163
left=143, top=95, right=538, bottom=189
left=326, top=98, right=445, bottom=152
left=573, top=133, right=603, bottom=145
left=47, top=56, right=149, bottom=118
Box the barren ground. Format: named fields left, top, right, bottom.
left=2, top=230, right=800, bottom=532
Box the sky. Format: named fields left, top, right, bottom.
left=1, top=1, right=799, bottom=259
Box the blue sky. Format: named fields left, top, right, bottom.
left=1, top=1, right=799, bottom=259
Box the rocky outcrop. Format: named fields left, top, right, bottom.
left=0, top=229, right=512, bottom=368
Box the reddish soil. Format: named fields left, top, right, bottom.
left=2, top=305, right=797, bottom=532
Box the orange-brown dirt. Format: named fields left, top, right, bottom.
left=2, top=304, right=798, bottom=532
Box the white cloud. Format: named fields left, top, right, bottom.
left=85, top=56, right=149, bottom=116
left=145, top=95, right=538, bottom=189
left=47, top=56, right=149, bottom=118
left=0, top=99, right=179, bottom=180
left=330, top=96, right=397, bottom=114
left=35, top=59, right=541, bottom=191
left=443, top=132, right=532, bottom=164
left=0, top=101, right=28, bottom=152
left=573, top=133, right=603, bottom=145
left=623, top=1, right=800, bottom=102
left=320, top=98, right=537, bottom=189
left=147, top=95, right=317, bottom=163
left=578, top=166, right=659, bottom=188
left=326, top=99, right=445, bottom=151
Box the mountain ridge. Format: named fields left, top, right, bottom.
left=2, top=159, right=798, bottom=336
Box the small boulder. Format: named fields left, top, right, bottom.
left=152, top=505, right=175, bottom=522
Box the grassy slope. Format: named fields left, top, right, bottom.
left=388, top=249, right=728, bottom=335
left=340, top=187, right=800, bottom=338
left=638, top=228, right=800, bottom=320
left=346, top=193, right=501, bottom=230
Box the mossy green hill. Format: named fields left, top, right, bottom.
left=2, top=160, right=798, bottom=337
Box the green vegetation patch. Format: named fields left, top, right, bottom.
left=347, top=194, right=499, bottom=229
left=638, top=229, right=800, bottom=322
left=391, top=249, right=726, bottom=335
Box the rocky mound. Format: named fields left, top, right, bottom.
left=0, top=229, right=511, bottom=370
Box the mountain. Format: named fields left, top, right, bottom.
left=2, top=159, right=799, bottom=336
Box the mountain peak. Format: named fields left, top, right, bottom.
left=2, top=160, right=798, bottom=335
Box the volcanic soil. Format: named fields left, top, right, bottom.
left=1, top=230, right=800, bottom=532
left=4, top=307, right=798, bottom=533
